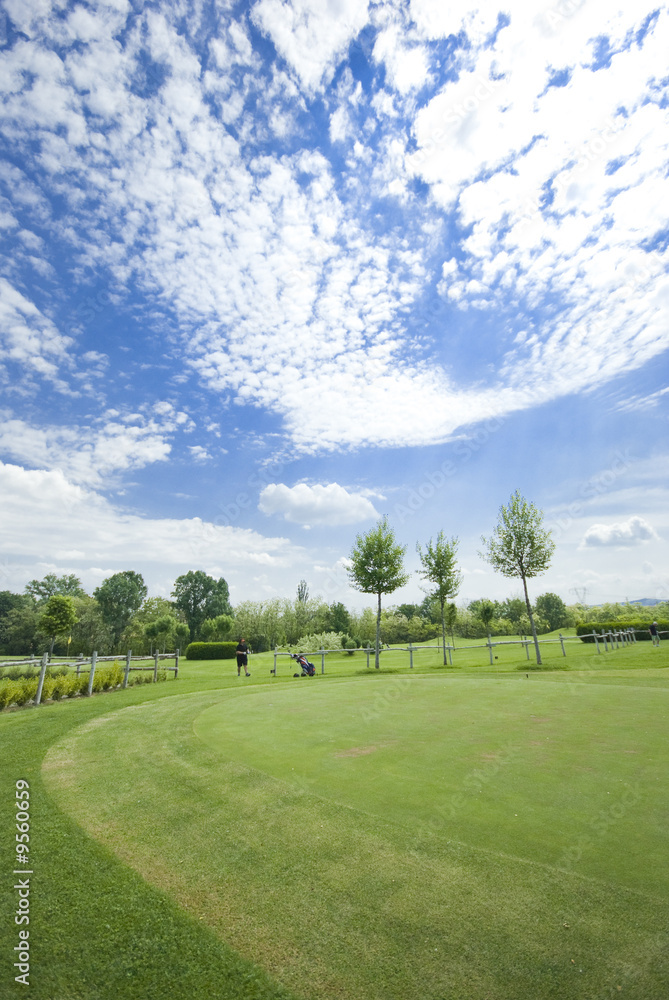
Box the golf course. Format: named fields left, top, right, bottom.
left=2, top=638, right=668, bottom=999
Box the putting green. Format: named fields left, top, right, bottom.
left=194, top=675, right=667, bottom=895
left=43, top=676, right=669, bottom=1000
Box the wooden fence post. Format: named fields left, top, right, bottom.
left=273, top=647, right=277, bottom=675
left=487, top=634, right=493, bottom=665
left=447, top=644, right=453, bottom=666
left=366, top=645, right=371, bottom=669
left=593, top=632, right=600, bottom=654
left=153, top=651, right=159, bottom=682
left=123, top=649, right=132, bottom=689
left=174, top=648, right=179, bottom=678
left=559, top=634, right=566, bottom=657
left=320, top=647, right=325, bottom=674
left=408, top=642, right=414, bottom=669
left=87, top=651, right=97, bottom=696
left=35, top=652, right=49, bottom=706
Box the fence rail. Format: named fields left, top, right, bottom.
left=271, top=628, right=647, bottom=673
left=0, top=649, right=180, bottom=707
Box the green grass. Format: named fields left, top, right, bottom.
left=2, top=642, right=668, bottom=999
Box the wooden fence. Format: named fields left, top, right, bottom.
left=271, top=629, right=644, bottom=674
left=1, top=649, right=179, bottom=707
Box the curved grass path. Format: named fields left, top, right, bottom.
left=40, top=674, right=669, bottom=1000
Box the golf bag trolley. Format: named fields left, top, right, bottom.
left=291, top=653, right=316, bottom=677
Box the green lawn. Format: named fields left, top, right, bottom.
left=2, top=641, right=668, bottom=999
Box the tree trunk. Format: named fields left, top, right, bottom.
left=375, top=591, right=381, bottom=668
left=521, top=572, right=542, bottom=664
left=440, top=597, right=447, bottom=665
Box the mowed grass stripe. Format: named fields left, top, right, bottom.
left=43, top=682, right=669, bottom=1000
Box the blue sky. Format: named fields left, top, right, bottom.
left=1, top=0, right=668, bottom=611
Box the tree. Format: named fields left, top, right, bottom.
left=535, top=592, right=571, bottom=631
left=297, top=579, right=309, bottom=603
left=70, top=596, right=112, bottom=656
left=172, top=571, right=232, bottom=641
left=200, top=615, right=234, bottom=641
left=0, top=605, right=40, bottom=655
left=26, top=573, right=86, bottom=603
left=94, top=571, right=148, bottom=649
left=416, top=532, right=462, bottom=664
left=325, top=601, right=351, bottom=634
left=479, top=490, right=555, bottom=664
left=477, top=599, right=496, bottom=642
left=348, top=517, right=409, bottom=668
left=144, top=615, right=182, bottom=653
left=39, top=595, right=78, bottom=658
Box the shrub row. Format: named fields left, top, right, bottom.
left=185, top=642, right=237, bottom=660
left=577, top=622, right=668, bottom=643
left=0, top=663, right=168, bottom=711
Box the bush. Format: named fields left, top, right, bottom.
left=0, top=681, right=20, bottom=709
left=185, top=641, right=237, bottom=660
left=292, top=632, right=345, bottom=654
left=577, top=622, right=668, bottom=643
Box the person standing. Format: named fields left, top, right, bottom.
left=649, top=622, right=661, bottom=647
left=236, top=637, right=250, bottom=676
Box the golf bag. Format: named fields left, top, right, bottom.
left=291, top=653, right=315, bottom=676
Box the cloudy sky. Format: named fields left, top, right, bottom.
left=1, top=0, right=668, bottom=610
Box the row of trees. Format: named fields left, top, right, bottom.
left=0, top=570, right=232, bottom=657
left=348, top=490, right=555, bottom=665
left=1, top=491, right=664, bottom=659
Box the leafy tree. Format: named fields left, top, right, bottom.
left=348, top=607, right=377, bottom=645
left=26, top=573, right=87, bottom=603
left=0, top=605, right=40, bottom=655
left=232, top=599, right=285, bottom=651
left=499, top=597, right=526, bottom=633
left=417, top=532, right=462, bottom=664
left=172, top=571, right=232, bottom=641
left=325, top=601, right=351, bottom=634
left=39, top=595, right=79, bottom=658
left=121, top=597, right=180, bottom=654
left=348, top=517, right=409, bottom=668
left=200, top=614, right=234, bottom=641
left=477, top=600, right=496, bottom=639
left=297, top=579, right=309, bottom=603
left=534, top=592, right=571, bottom=632
left=70, top=596, right=112, bottom=656
left=479, top=490, right=555, bottom=664
left=144, top=615, right=182, bottom=652
left=94, top=571, right=148, bottom=649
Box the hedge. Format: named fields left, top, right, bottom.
left=185, top=641, right=238, bottom=660
left=577, top=622, right=668, bottom=643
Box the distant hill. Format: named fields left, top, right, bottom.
left=629, top=598, right=663, bottom=606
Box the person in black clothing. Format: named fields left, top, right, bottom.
left=236, top=638, right=250, bottom=676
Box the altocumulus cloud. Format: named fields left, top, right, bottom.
left=258, top=482, right=380, bottom=527
left=582, top=515, right=659, bottom=548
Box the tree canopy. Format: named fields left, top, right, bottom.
left=479, top=490, right=555, bottom=664
left=348, top=517, right=409, bottom=667
left=416, top=532, right=462, bottom=663
left=172, top=571, right=232, bottom=641
left=94, top=571, right=148, bottom=649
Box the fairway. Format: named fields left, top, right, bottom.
left=42, top=671, right=669, bottom=1000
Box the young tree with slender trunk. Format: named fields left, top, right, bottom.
left=39, top=594, right=78, bottom=659
left=416, top=532, right=462, bottom=664
left=479, top=490, right=555, bottom=664
left=348, top=517, right=409, bottom=668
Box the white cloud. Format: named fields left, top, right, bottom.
left=258, top=481, right=379, bottom=526
left=0, top=278, right=73, bottom=391
left=0, top=460, right=304, bottom=595
left=0, top=403, right=192, bottom=486
left=251, top=0, right=370, bottom=92
left=582, top=515, right=659, bottom=548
